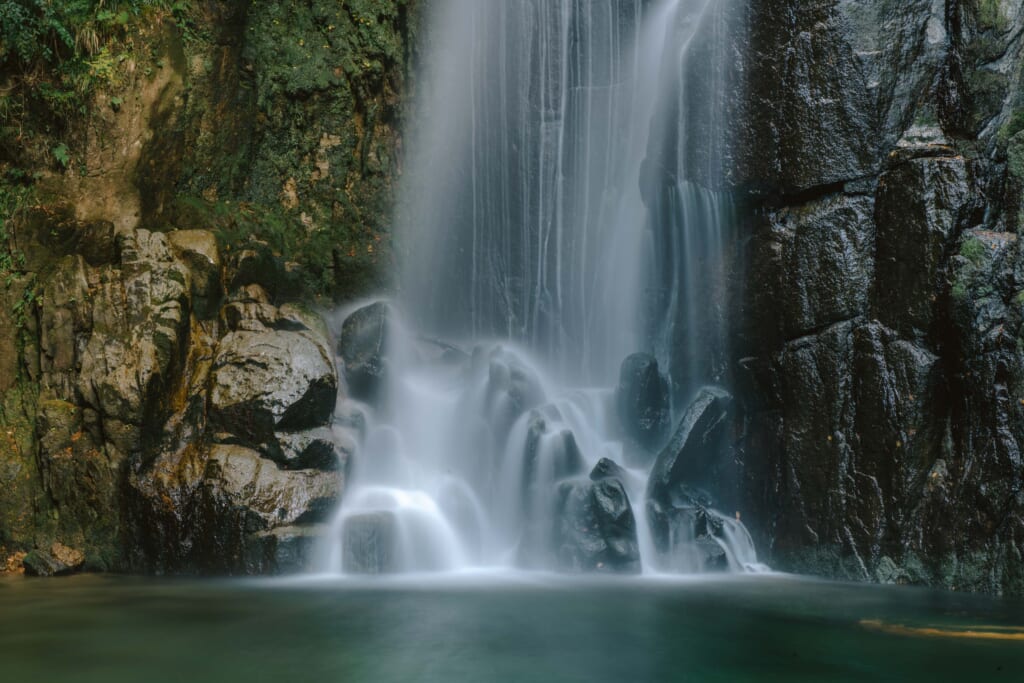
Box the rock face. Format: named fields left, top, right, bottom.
left=730, top=0, right=1024, bottom=596
left=0, top=215, right=344, bottom=575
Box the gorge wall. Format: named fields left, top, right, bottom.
left=729, top=0, right=1024, bottom=596
left=2, top=0, right=1024, bottom=596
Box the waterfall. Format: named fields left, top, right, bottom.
left=320, top=0, right=763, bottom=576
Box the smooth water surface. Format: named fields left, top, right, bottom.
left=2, top=574, right=1022, bottom=682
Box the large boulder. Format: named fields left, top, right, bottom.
left=338, top=302, right=391, bottom=402
left=647, top=386, right=734, bottom=501
left=615, top=353, right=670, bottom=451
left=210, top=328, right=338, bottom=442
left=554, top=478, right=640, bottom=573
left=22, top=542, right=86, bottom=577
left=201, top=445, right=341, bottom=532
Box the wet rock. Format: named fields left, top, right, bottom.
left=210, top=328, right=338, bottom=443
left=227, top=240, right=302, bottom=302
left=749, top=194, right=875, bottom=342
left=646, top=490, right=731, bottom=572
left=555, top=479, right=640, bottom=573
left=477, top=347, right=546, bottom=439
left=590, top=457, right=628, bottom=483
left=523, top=411, right=586, bottom=486
left=274, top=428, right=353, bottom=471
left=338, top=302, right=391, bottom=403
left=245, top=525, right=324, bottom=575
left=342, top=512, right=398, bottom=574
left=615, top=353, right=670, bottom=450
left=874, top=156, right=974, bottom=338
left=202, top=445, right=341, bottom=529
left=647, top=386, right=734, bottom=501
left=732, top=1, right=879, bottom=193
left=23, top=543, right=85, bottom=577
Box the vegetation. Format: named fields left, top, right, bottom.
left=0, top=1, right=190, bottom=163
left=975, top=0, right=1009, bottom=32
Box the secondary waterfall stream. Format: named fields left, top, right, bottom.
left=321, top=0, right=762, bottom=575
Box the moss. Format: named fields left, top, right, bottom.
left=0, top=380, right=50, bottom=550
left=960, top=235, right=988, bottom=265
left=975, top=0, right=1009, bottom=32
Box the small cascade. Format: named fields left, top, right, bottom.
left=320, top=0, right=761, bottom=576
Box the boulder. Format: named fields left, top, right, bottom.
left=338, top=302, right=391, bottom=402
left=647, top=386, right=734, bottom=501
left=590, top=457, right=628, bottom=483
left=202, top=445, right=341, bottom=529
left=615, top=353, right=670, bottom=450
left=274, top=427, right=354, bottom=471
left=210, top=328, right=338, bottom=443
left=23, top=543, right=85, bottom=577
left=555, top=479, right=640, bottom=573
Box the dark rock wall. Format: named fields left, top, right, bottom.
left=731, top=0, right=1024, bottom=595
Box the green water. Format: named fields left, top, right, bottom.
left=1, top=573, right=1021, bottom=682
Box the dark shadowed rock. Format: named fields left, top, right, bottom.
left=210, top=329, right=338, bottom=442
left=200, top=445, right=341, bottom=537
left=748, top=194, right=875, bottom=343
left=590, top=457, right=628, bottom=483
left=615, top=353, right=670, bottom=450
left=648, top=386, right=734, bottom=500
left=338, top=302, right=391, bottom=402
left=23, top=543, right=85, bottom=577
left=274, top=428, right=354, bottom=471
left=555, top=479, right=640, bottom=573
left=874, top=156, right=974, bottom=338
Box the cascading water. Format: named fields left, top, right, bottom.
left=321, top=0, right=764, bottom=576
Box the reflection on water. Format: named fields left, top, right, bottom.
left=1, top=574, right=1022, bottom=683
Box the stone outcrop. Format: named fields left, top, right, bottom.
left=1, top=212, right=345, bottom=575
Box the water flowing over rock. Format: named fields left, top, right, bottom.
left=324, top=0, right=762, bottom=577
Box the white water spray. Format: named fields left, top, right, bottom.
left=321, top=0, right=761, bottom=576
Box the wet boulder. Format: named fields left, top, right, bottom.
left=22, top=543, right=86, bottom=577
left=523, top=410, right=586, bottom=486
left=646, top=486, right=730, bottom=572
left=201, top=445, right=341, bottom=530
left=590, top=457, right=628, bottom=483
left=615, top=353, right=670, bottom=450
left=274, top=427, right=354, bottom=472
left=338, top=302, right=391, bottom=403
left=476, top=346, right=546, bottom=439
left=555, top=479, right=640, bottom=573
left=210, top=328, right=338, bottom=443
left=647, top=386, right=734, bottom=501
